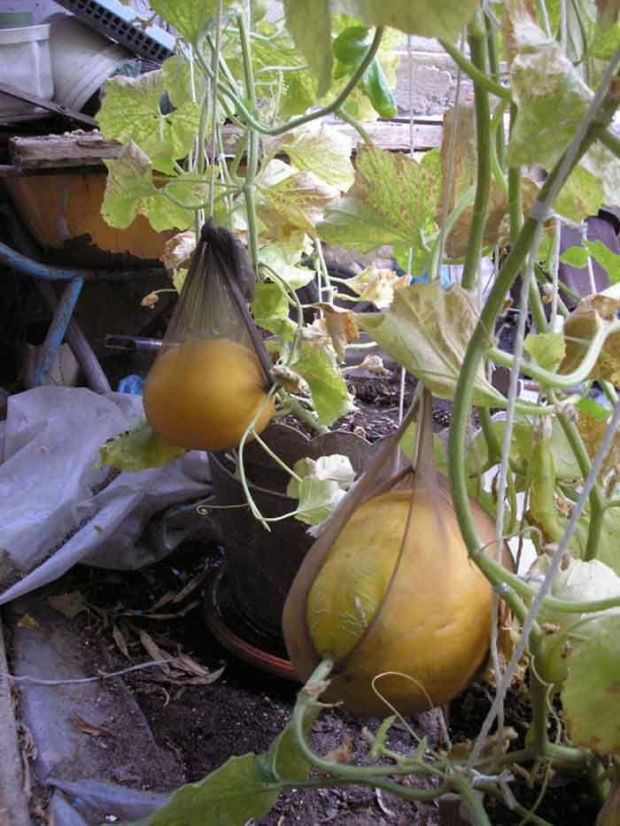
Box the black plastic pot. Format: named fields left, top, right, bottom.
left=207, top=423, right=373, bottom=649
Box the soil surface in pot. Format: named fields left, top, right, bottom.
left=32, top=541, right=601, bottom=826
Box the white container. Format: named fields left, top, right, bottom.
left=48, top=15, right=133, bottom=113
left=0, top=23, right=54, bottom=115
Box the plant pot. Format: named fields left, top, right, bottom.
left=206, top=422, right=374, bottom=658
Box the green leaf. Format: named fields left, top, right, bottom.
left=265, top=122, right=355, bottom=191
left=582, top=142, right=620, bottom=210
left=99, top=420, right=186, bottom=472
left=262, top=709, right=318, bottom=781
left=283, top=0, right=333, bottom=97
left=149, top=753, right=280, bottom=825
left=562, top=613, right=620, bottom=755
left=333, top=0, right=479, bottom=40
left=585, top=240, right=620, bottom=284
left=576, top=397, right=612, bottom=422
left=102, top=143, right=193, bottom=232
left=358, top=284, right=506, bottom=407
left=251, top=282, right=296, bottom=339
left=291, top=341, right=354, bottom=426
left=150, top=0, right=232, bottom=43
left=560, top=246, right=590, bottom=268
left=318, top=146, right=441, bottom=254
left=590, top=20, right=620, bottom=59
left=553, top=165, right=605, bottom=224
left=98, top=69, right=202, bottom=174
left=506, top=20, right=593, bottom=169
left=248, top=22, right=317, bottom=119
left=524, top=332, right=566, bottom=371
left=400, top=421, right=448, bottom=472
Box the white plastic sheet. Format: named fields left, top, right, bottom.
left=0, top=386, right=211, bottom=605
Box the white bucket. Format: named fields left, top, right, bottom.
left=0, top=23, right=54, bottom=115
left=48, top=15, right=133, bottom=113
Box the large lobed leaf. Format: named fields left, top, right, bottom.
left=319, top=146, right=441, bottom=255
left=358, top=283, right=506, bottom=407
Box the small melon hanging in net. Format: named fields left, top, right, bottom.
left=143, top=338, right=274, bottom=451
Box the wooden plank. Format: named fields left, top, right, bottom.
left=11, top=118, right=444, bottom=171
left=0, top=613, right=31, bottom=826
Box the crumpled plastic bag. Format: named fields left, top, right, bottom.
left=0, top=386, right=211, bottom=605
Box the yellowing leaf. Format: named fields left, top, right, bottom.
left=251, top=282, right=296, bottom=339
left=99, top=420, right=186, bottom=472
left=102, top=143, right=193, bottom=232
left=523, top=331, right=566, bottom=371
left=333, top=0, right=479, bottom=40
left=577, top=406, right=620, bottom=482
left=258, top=239, right=315, bottom=290
left=562, top=613, right=620, bottom=755
left=346, top=267, right=409, bottom=309
left=319, top=146, right=441, bottom=254
left=359, top=283, right=506, bottom=407
left=505, top=3, right=593, bottom=169
left=98, top=69, right=201, bottom=174
left=150, top=0, right=234, bottom=43
left=554, top=165, right=606, bottom=224
left=264, top=122, right=355, bottom=191
left=312, top=303, right=359, bottom=361
left=258, top=161, right=339, bottom=240
left=283, top=0, right=333, bottom=97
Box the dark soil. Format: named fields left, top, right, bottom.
left=7, top=371, right=602, bottom=825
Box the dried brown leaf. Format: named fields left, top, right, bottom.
left=138, top=629, right=171, bottom=673
left=141, top=291, right=159, bottom=309
left=48, top=592, right=86, bottom=619
left=161, top=230, right=196, bottom=274
left=312, top=303, right=359, bottom=362
left=112, top=623, right=131, bottom=659
left=72, top=714, right=115, bottom=738
left=560, top=293, right=620, bottom=385
left=17, top=614, right=39, bottom=630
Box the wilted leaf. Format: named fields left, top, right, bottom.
left=523, top=331, right=566, bottom=371
left=287, top=454, right=356, bottom=498
left=265, top=122, right=355, bottom=191
left=355, top=354, right=392, bottom=376
left=505, top=6, right=593, bottom=169
left=559, top=292, right=620, bottom=385
left=439, top=104, right=536, bottom=257
left=141, top=291, right=160, bottom=309
left=112, top=623, right=131, bottom=659
left=312, top=303, right=359, bottom=361
left=102, top=143, right=194, bottom=232
left=251, top=282, right=296, bottom=339
left=17, top=614, right=39, bottom=630
left=319, top=147, right=441, bottom=255
left=562, top=613, right=620, bottom=755
left=49, top=592, right=86, bottom=619
left=596, top=769, right=620, bottom=825
left=292, top=477, right=348, bottom=525
left=99, top=419, right=186, bottom=472
left=359, top=283, right=506, bottom=406
left=290, top=340, right=354, bottom=425
left=577, top=404, right=620, bottom=482
left=345, top=267, right=410, bottom=309
left=161, top=231, right=196, bottom=274
left=258, top=161, right=339, bottom=240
